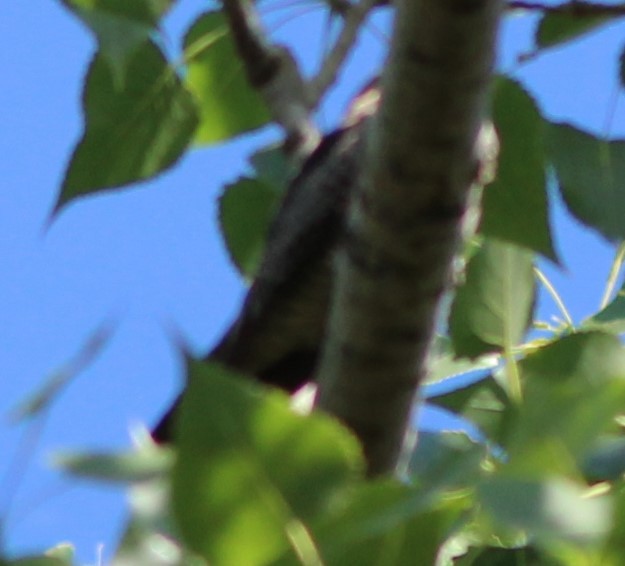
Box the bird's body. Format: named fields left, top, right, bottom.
left=152, top=82, right=379, bottom=442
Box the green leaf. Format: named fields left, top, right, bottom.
left=60, top=0, right=172, bottom=81
left=581, top=437, right=625, bottom=482
left=171, top=360, right=363, bottom=565
left=547, top=122, right=625, bottom=241
left=478, top=476, right=611, bottom=545
left=310, top=480, right=469, bottom=566
left=249, top=144, right=293, bottom=190
left=481, top=77, right=557, bottom=261
left=428, top=373, right=513, bottom=446
left=4, top=558, right=69, bottom=566
left=54, top=448, right=172, bottom=483
left=463, top=545, right=557, bottom=566
left=585, top=286, right=625, bottom=333
left=535, top=4, right=620, bottom=49
left=184, top=11, right=270, bottom=144
left=508, top=332, right=625, bottom=470
left=219, top=177, right=282, bottom=278
left=58, top=41, right=197, bottom=210
left=426, top=336, right=499, bottom=386
left=449, top=238, right=536, bottom=358
left=408, top=431, right=488, bottom=491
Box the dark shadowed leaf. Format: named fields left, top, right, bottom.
left=184, top=11, right=270, bottom=144
left=456, top=545, right=557, bottom=566
left=249, top=144, right=293, bottom=190
left=481, top=77, right=557, bottom=261
left=171, top=360, right=363, bottom=565
left=536, top=5, right=619, bottom=49
left=449, top=238, right=536, bottom=358
left=219, top=177, right=282, bottom=278
left=547, top=123, right=625, bottom=241
left=582, top=437, right=625, bottom=482
left=58, top=41, right=197, bottom=211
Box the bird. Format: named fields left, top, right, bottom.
left=152, top=80, right=380, bottom=442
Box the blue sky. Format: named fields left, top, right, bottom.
left=2, top=1, right=625, bottom=563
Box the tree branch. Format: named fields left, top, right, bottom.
left=315, top=0, right=503, bottom=476
left=221, top=0, right=319, bottom=157
left=508, top=1, right=625, bottom=15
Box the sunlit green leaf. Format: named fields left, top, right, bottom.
left=508, top=332, right=625, bottom=471
left=482, top=77, right=557, bottom=261
left=58, top=41, right=197, bottom=210
left=449, top=238, right=536, bottom=358
left=547, top=122, right=625, bottom=241
left=479, top=476, right=611, bottom=545
left=309, top=480, right=469, bottom=566
left=172, top=360, right=363, bottom=565
left=184, top=11, right=270, bottom=144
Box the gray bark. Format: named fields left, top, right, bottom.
left=315, top=0, right=504, bottom=476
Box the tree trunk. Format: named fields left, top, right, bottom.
left=315, top=0, right=503, bottom=476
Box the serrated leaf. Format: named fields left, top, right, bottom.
left=508, top=332, right=625, bottom=470
left=426, top=335, right=500, bottom=386
left=449, top=238, right=536, bottom=358
left=184, top=11, right=270, bottom=144
left=58, top=41, right=197, bottom=210
left=479, top=476, right=611, bottom=545
left=171, top=360, right=363, bottom=565
left=60, top=0, right=172, bottom=81
left=219, top=177, right=282, bottom=278
left=547, top=122, right=625, bottom=241
left=536, top=4, right=619, bottom=49
left=482, top=77, right=557, bottom=261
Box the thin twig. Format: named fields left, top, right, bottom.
left=534, top=266, right=575, bottom=329
left=308, top=0, right=379, bottom=106
left=600, top=241, right=625, bottom=309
